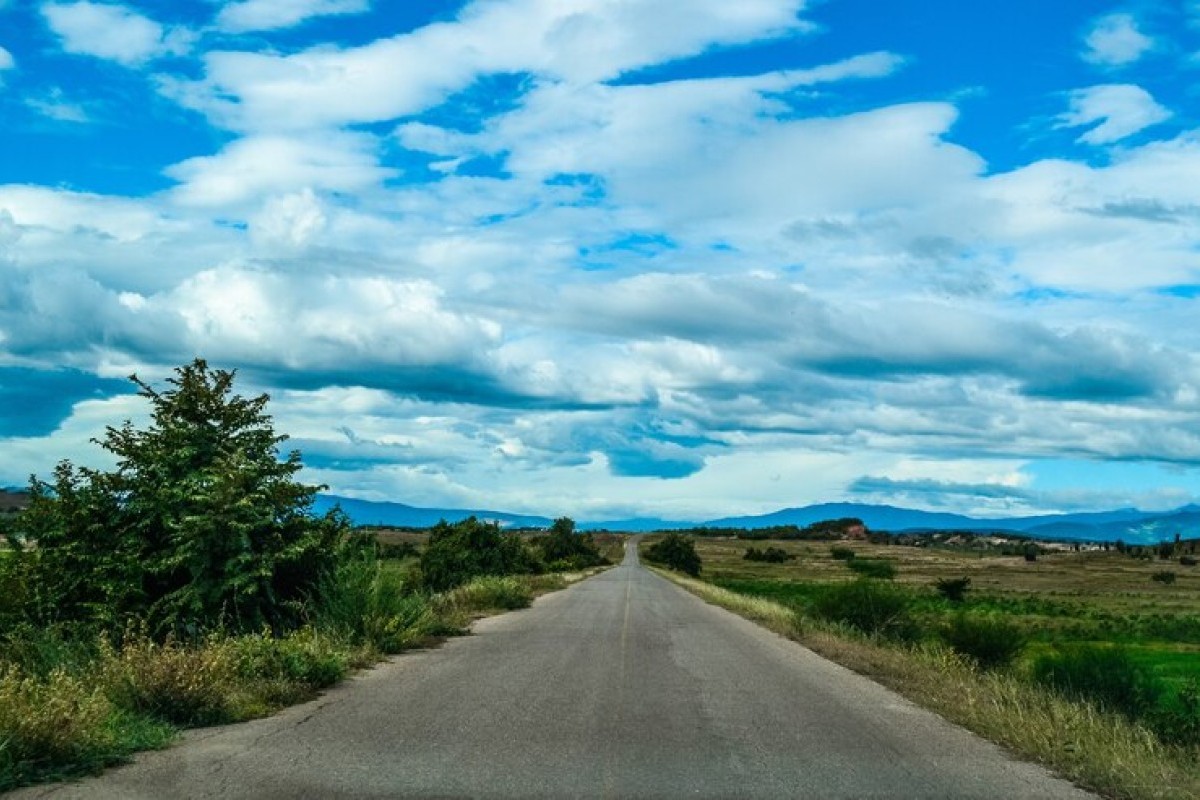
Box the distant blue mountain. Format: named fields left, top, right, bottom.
left=315, top=495, right=1197, bottom=544
left=312, top=495, right=552, bottom=529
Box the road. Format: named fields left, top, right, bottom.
left=18, top=542, right=1093, bottom=799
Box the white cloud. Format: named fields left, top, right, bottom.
left=164, top=132, right=394, bottom=207
left=0, top=45, right=14, bottom=71
left=41, top=1, right=192, bottom=66
left=167, top=0, right=809, bottom=132
left=1057, top=84, right=1170, bottom=145
left=1082, top=12, right=1153, bottom=67
left=24, top=88, right=90, bottom=123
left=216, top=0, right=371, bottom=33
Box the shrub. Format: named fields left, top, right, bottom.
left=1023, top=544, right=1038, bottom=562
left=1031, top=644, right=1161, bottom=719
left=643, top=534, right=702, bottom=576
left=535, top=518, right=608, bottom=571
left=0, top=666, right=117, bottom=790
left=829, top=546, right=856, bottom=561
left=418, top=517, right=540, bottom=592
left=443, top=576, right=533, bottom=613
left=935, top=577, right=971, bottom=603
left=846, top=557, right=897, bottom=579
left=1150, top=571, right=1176, bottom=585
left=940, top=614, right=1026, bottom=670
left=313, top=550, right=433, bottom=653
left=7, top=360, right=350, bottom=636
left=98, top=634, right=237, bottom=727
left=1149, top=679, right=1200, bottom=747
left=227, top=629, right=349, bottom=710
left=811, top=579, right=918, bottom=641
left=744, top=546, right=794, bottom=563
left=377, top=541, right=418, bottom=560
left=1180, top=555, right=1198, bottom=567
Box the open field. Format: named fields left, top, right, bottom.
left=682, top=536, right=1200, bottom=685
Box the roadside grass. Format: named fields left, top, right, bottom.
left=0, top=566, right=606, bottom=791
left=650, top=543, right=1200, bottom=800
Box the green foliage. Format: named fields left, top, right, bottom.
left=643, top=533, right=702, bottom=576
left=811, top=579, right=918, bottom=641
left=534, top=517, right=608, bottom=570
left=7, top=360, right=350, bottom=636
left=312, top=548, right=433, bottom=654
left=743, top=546, right=794, bottom=563
left=935, top=577, right=971, bottom=603
left=941, top=614, right=1026, bottom=670
left=97, top=634, right=237, bottom=727
left=1150, top=680, right=1200, bottom=747
left=1151, top=571, right=1176, bottom=585
left=418, top=517, right=539, bottom=592
left=1031, top=644, right=1161, bottom=720
left=846, top=557, right=897, bottom=579
left=829, top=546, right=856, bottom=561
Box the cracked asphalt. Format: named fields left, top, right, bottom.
left=15, top=542, right=1095, bottom=799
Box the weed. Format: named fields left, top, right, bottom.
left=98, top=635, right=237, bottom=727
left=829, top=546, right=855, bottom=561
left=941, top=614, right=1026, bottom=670
left=934, top=577, right=971, bottom=603
left=811, top=579, right=918, bottom=641
left=1152, top=571, right=1177, bottom=585
left=1031, top=644, right=1161, bottom=720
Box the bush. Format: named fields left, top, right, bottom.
left=643, top=534, right=702, bottom=576
left=935, top=577, right=971, bottom=603
left=1149, top=679, right=1200, bottom=747
left=1031, top=644, right=1161, bottom=719
left=1180, top=555, right=1197, bottom=567
left=0, top=665, right=117, bottom=790
left=227, top=629, right=349, bottom=710
left=846, top=557, right=897, bottom=579
left=98, top=634, right=237, bottom=727
left=7, top=360, right=350, bottom=636
left=444, top=576, right=533, bottom=613
left=418, top=517, right=540, bottom=592
left=1151, top=571, right=1176, bottom=585
left=810, top=579, right=918, bottom=641
left=829, top=546, right=856, bottom=561
left=534, top=518, right=608, bottom=571
left=744, top=546, right=794, bottom=563
left=313, top=550, right=433, bottom=654
left=940, top=614, right=1026, bottom=670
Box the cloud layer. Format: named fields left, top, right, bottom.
left=2, top=0, right=1200, bottom=519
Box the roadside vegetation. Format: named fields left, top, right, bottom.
left=0, top=360, right=612, bottom=791
left=643, top=532, right=1200, bottom=799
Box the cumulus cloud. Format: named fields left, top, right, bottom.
left=216, top=0, right=371, bottom=33
left=0, top=45, right=13, bottom=72
left=166, top=0, right=808, bottom=132
left=41, top=1, right=192, bottom=66
left=164, top=132, right=394, bottom=207
left=1057, top=84, right=1171, bottom=145
left=1082, top=12, right=1153, bottom=66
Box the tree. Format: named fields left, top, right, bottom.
left=535, top=517, right=606, bottom=569
left=643, top=533, right=702, bottom=577
left=418, top=517, right=540, bottom=592
left=9, top=359, right=349, bottom=635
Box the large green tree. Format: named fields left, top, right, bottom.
left=6, top=359, right=348, bottom=635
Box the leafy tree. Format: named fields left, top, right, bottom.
left=643, top=533, right=701, bottom=577
left=6, top=359, right=349, bottom=635
left=418, top=517, right=539, bottom=592
left=535, top=517, right=606, bottom=570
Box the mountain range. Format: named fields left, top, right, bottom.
left=313, top=495, right=1199, bottom=544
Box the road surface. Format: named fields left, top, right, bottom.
left=18, top=542, right=1093, bottom=799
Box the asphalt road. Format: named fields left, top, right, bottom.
left=18, top=542, right=1094, bottom=799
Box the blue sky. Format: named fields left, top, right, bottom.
left=2, top=0, right=1200, bottom=521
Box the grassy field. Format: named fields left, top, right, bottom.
left=647, top=534, right=1200, bottom=799
left=690, top=537, right=1200, bottom=683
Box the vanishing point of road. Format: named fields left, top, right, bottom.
left=18, top=542, right=1094, bottom=799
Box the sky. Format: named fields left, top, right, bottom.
left=2, top=0, right=1200, bottom=522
